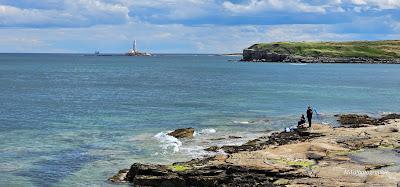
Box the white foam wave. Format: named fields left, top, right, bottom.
left=381, top=111, right=398, bottom=116
left=154, top=132, right=182, bottom=153
left=289, top=63, right=307, bottom=66
left=180, top=145, right=208, bottom=158
left=233, top=120, right=250, bottom=125
left=200, top=128, right=216, bottom=134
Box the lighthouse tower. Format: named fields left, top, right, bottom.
left=133, top=40, right=137, bottom=52
left=126, top=40, right=150, bottom=56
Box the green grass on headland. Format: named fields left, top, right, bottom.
left=249, top=40, right=400, bottom=58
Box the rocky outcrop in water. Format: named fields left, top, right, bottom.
left=168, top=128, right=195, bottom=138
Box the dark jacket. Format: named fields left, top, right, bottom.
left=307, top=108, right=313, bottom=119
left=300, top=116, right=306, bottom=124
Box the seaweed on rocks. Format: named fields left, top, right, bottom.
left=335, top=114, right=381, bottom=127
left=121, top=163, right=311, bottom=187
left=221, top=130, right=324, bottom=154
left=335, top=113, right=400, bottom=128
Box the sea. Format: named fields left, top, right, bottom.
left=1, top=54, right=400, bottom=186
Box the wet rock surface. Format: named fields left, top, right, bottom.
left=167, top=128, right=195, bottom=138
left=110, top=114, right=400, bottom=186
left=220, top=130, right=323, bottom=154
left=108, top=169, right=129, bottom=183
left=204, top=146, right=220, bottom=152
left=228, top=136, right=242, bottom=139
left=380, top=113, right=400, bottom=122
left=336, top=114, right=381, bottom=127
left=123, top=164, right=281, bottom=187
left=335, top=113, right=400, bottom=128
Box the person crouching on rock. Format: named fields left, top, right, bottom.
left=297, top=114, right=306, bottom=128
left=307, top=106, right=313, bottom=128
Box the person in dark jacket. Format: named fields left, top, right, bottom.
left=298, top=114, right=306, bottom=128
left=306, top=106, right=313, bottom=127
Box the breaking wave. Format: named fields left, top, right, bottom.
left=154, top=131, right=182, bottom=153
left=199, top=128, right=216, bottom=134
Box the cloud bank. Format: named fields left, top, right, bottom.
left=0, top=0, right=398, bottom=53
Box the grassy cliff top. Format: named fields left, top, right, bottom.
left=248, top=40, right=400, bottom=58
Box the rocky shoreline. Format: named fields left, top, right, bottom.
left=109, top=114, right=400, bottom=186
left=241, top=50, right=400, bottom=64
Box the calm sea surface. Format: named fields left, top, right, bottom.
left=1, top=54, right=400, bottom=186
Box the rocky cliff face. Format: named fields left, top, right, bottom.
left=242, top=49, right=288, bottom=62
left=242, top=49, right=400, bottom=64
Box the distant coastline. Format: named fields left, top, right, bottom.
left=221, top=53, right=242, bottom=57
left=241, top=40, right=400, bottom=64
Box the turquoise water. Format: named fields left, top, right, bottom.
left=1, top=54, right=400, bottom=186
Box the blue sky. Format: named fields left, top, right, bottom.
left=0, top=0, right=399, bottom=53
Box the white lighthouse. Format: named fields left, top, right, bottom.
left=133, top=40, right=137, bottom=52
left=127, top=40, right=137, bottom=55
left=126, top=40, right=151, bottom=56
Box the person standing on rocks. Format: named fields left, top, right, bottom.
left=306, top=106, right=313, bottom=128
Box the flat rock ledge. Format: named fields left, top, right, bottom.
left=110, top=114, right=400, bottom=187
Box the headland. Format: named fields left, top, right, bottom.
left=242, top=40, right=400, bottom=64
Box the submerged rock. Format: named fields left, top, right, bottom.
left=208, top=135, right=242, bottom=142
left=209, top=137, right=226, bottom=141
left=228, top=136, right=242, bottom=139
left=108, top=169, right=129, bottom=183
left=168, top=128, right=195, bottom=138
left=204, top=146, right=220, bottom=152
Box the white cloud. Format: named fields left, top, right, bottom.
left=222, top=0, right=400, bottom=14
left=263, top=24, right=355, bottom=42
left=0, top=0, right=399, bottom=28
left=0, top=18, right=398, bottom=53
left=223, top=0, right=329, bottom=14
left=348, top=0, right=400, bottom=9
left=126, top=0, right=217, bottom=20
left=0, top=0, right=399, bottom=53
left=0, top=0, right=129, bottom=27
left=392, top=21, right=400, bottom=32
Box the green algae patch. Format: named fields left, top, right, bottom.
left=378, top=144, right=396, bottom=149
left=273, top=179, right=290, bottom=185
left=328, top=149, right=363, bottom=156
left=168, top=164, right=190, bottom=172
left=274, top=158, right=315, bottom=168
left=310, top=165, right=320, bottom=170
left=287, top=160, right=315, bottom=168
